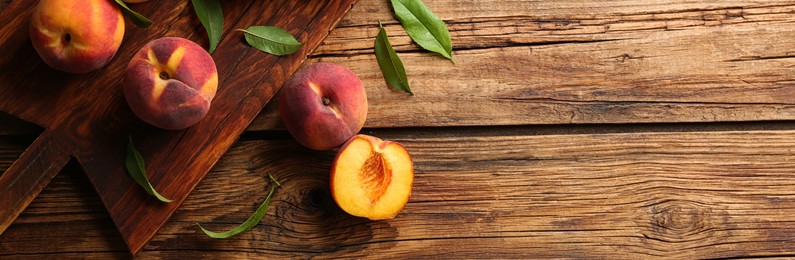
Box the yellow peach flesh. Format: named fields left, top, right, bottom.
left=332, top=136, right=413, bottom=220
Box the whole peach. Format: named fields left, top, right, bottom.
left=123, top=37, right=218, bottom=130
left=279, top=62, right=368, bottom=150
left=29, top=0, right=124, bottom=73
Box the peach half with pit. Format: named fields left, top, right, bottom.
left=279, top=62, right=368, bottom=151
left=29, top=0, right=125, bottom=73
left=331, top=135, right=414, bottom=220
left=123, top=37, right=218, bottom=130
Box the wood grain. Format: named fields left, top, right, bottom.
left=3, top=128, right=795, bottom=258
left=0, top=131, right=70, bottom=232
left=0, top=0, right=358, bottom=254
left=3, top=0, right=795, bottom=258
left=251, top=0, right=795, bottom=130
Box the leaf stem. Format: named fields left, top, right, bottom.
left=268, top=173, right=281, bottom=187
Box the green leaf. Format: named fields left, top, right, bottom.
left=375, top=23, right=412, bottom=95
left=198, top=174, right=282, bottom=239
left=113, top=0, right=152, bottom=28
left=391, top=0, right=453, bottom=61
left=192, top=0, right=224, bottom=53
left=237, top=26, right=303, bottom=56
left=125, top=137, right=173, bottom=203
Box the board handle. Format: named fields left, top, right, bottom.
left=0, top=131, right=70, bottom=234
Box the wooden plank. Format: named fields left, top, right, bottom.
left=0, top=137, right=32, bottom=175
left=3, top=128, right=795, bottom=258
left=0, top=131, right=70, bottom=232
left=0, top=160, right=127, bottom=256
left=250, top=1, right=795, bottom=129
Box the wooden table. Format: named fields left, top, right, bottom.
left=3, top=0, right=795, bottom=258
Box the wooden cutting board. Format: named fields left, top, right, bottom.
left=0, top=0, right=358, bottom=255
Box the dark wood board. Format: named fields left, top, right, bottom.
left=0, top=0, right=358, bottom=255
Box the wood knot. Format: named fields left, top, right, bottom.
left=642, top=199, right=718, bottom=243
left=653, top=203, right=702, bottom=231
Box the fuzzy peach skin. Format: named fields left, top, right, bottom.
left=123, top=37, right=218, bottom=130
left=331, top=135, right=414, bottom=220
left=279, top=62, right=368, bottom=150
left=29, top=0, right=124, bottom=73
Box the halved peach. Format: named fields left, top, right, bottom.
left=330, top=135, right=413, bottom=220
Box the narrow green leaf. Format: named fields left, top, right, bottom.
left=125, top=137, right=173, bottom=203
left=237, top=26, right=303, bottom=56
left=391, top=0, right=453, bottom=61
left=114, top=0, right=152, bottom=28
left=192, top=0, right=223, bottom=53
left=375, top=23, right=412, bottom=95
left=198, top=174, right=282, bottom=239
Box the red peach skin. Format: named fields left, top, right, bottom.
left=123, top=37, right=218, bottom=130
left=29, top=0, right=125, bottom=73
left=279, top=62, right=368, bottom=150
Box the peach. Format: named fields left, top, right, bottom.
left=331, top=135, right=413, bottom=220
left=29, top=0, right=125, bottom=73
left=279, top=62, right=368, bottom=150
left=123, top=37, right=218, bottom=130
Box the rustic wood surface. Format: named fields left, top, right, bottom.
left=3, top=0, right=795, bottom=258
left=251, top=0, right=795, bottom=129
left=0, top=0, right=357, bottom=255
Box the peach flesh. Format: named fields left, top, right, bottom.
left=331, top=135, right=413, bottom=220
